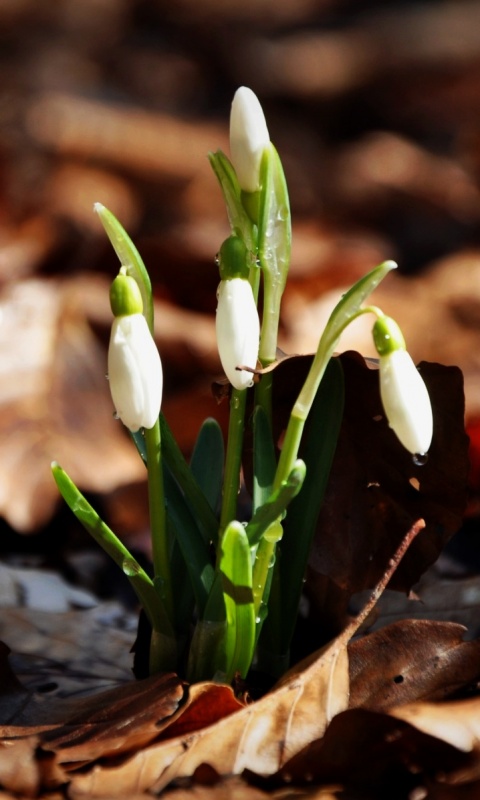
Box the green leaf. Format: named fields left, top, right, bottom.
left=94, top=204, right=154, bottom=332
left=161, top=414, right=219, bottom=546
left=190, top=417, right=224, bottom=513
left=162, top=468, right=215, bottom=617
left=51, top=462, right=174, bottom=643
left=258, top=144, right=291, bottom=292
left=219, top=521, right=256, bottom=681
left=208, top=150, right=255, bottom=251
left=257, top=144, right=291, bottom=364
left=246, top=460, right=306, bottom=548
left=252, top=405, right=277, bottom=513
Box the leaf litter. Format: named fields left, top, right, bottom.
left=0, top=520, right=431, bottom=798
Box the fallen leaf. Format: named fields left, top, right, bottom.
left=66, top=635, right=348, bottom=797
left=275, top=706, right=473, bottom=798
left=391, top=697, right=480, bottom=754
left=349, top=619, right=480, bottom=711
left=305, top=351, right=469, bottom=630
left=0, top=642, right=184, bottom=762
left=0, top=737, right=46, bottom=797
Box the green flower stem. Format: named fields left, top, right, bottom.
left=219, top=388, right=248, bottom=542
left=273, top=305, right=387, bottom=491
left=258, top=275, right=283, bottom=367
left=145, top=420, right=174, bottom=626
left=255, top=370, right=273, bottom=429
left=274, top=410, right=310, bottom=492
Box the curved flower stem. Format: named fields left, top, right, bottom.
left=274, top=304, right=389, bottom=490
left=219, top=387, right=248, bottom=544
left=145, top=419, right=174, bottom=626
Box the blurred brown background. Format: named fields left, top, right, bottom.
left=1, top=0, right=480, bottom=548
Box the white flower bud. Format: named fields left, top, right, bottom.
left=108, top=313, right=163, bottom=432
left=378, top=349, right=433, bottom=456
left=230, top=86, right=270, bottom=193
left=216, top=277, right=260, bottom=391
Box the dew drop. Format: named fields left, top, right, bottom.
left=214, top=252, right=220, bottom=267
left=412, top=452, right=428, bottom=466
left=113, top=411, right=120, bottom=421
left=122, top=558, right=140, bottom=577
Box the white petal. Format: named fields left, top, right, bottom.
left=379, top=349, right=433, bottom=455
left=230, top=87, right=270, bottom=193
left=108, top=314, right=162, bottom=432
left=216, top=278, right=260, bottom=391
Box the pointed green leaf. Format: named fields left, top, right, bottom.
left=190, top=417, right=224, bottom=513
left=257, top=144, right=291, bottom=364
left=208, top=150, right=255, bottom=250
left=51, top=462, right=174, bottom=642
left=162, top=468, right=215, bottom=616
left=94, top=204, right=154, bottom=332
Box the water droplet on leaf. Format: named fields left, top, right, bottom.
left=122, top=558, right=140, bottom=577
left=412, top=452, right=428, bottom=466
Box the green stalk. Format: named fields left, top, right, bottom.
left=145, top=420, right=174, bottom=626
left=273, top=267, right=396, bottom=488
left=219, top=388, right=248, bottom=539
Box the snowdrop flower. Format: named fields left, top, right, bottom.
left=216, top=236, right=260, bottom=391
left=373, top=315, right=433, bottom=457
left=108, top=269, right=163, bottom=432
left=230, top=86, right=270, bottom=193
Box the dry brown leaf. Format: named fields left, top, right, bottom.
left=26, top=92, right=227, bottom=182
left=0, top=737, right=46, bottom=797
left=276, top=705, right=473, bottom=797
left=0, top=646, right=185, bottom=761
left=65, top=636, right=348, bottom=797
left=349, top=619, right=480, bottom=711
left=391, top=697, right=480, bottom=754
left=0, top=216, right=59, bottom=283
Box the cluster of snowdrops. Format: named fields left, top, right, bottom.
left=52, top=88, right=433, bottom=685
